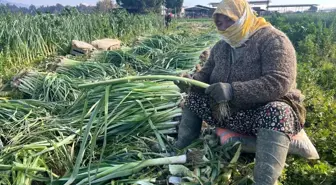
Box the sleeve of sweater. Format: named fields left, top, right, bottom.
left=230, top=34, right=296, bottom=107
left=189, top=46, right=216, bottom=93
left=192, top=45, right=216, bottom=83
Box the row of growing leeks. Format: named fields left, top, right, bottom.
left=0, top=31, right=250, bottom=184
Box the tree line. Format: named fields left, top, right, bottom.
left=0, top=0, right=184, bottom=14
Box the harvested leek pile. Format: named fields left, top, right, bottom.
left=11, top=71, right=80, bottom=102
left=132, top=34, right=185, bottom=58
left=0, top=81, right=186, bottom=184
left=90, top=32, right=219, bottom=74
left=53, top=58, right=125, bottom=79
left=10, top=32, right=218, bottom=102
left=90, top=50, right=151, bottom=73
left=0, top=30, right=251, bottom=185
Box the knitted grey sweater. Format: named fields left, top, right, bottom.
left=193, top=26, right=305, bottom=113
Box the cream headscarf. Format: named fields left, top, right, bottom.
left=214, top=0, right=272, bottom=48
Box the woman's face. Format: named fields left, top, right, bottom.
left=214, top=14, right=235, bottom=31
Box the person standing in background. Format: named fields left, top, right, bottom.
left=165, top=12, right=172, bottom=29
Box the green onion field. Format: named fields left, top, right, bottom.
left=0, top=10, right=335, bottom=185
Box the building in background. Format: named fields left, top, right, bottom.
left=209, top=1, right=320, bottom=14
left=209, top=0, right=270, bottom=9
left=185, top=5, right=215, bottom=18
left=320, top=7, right=336, bottom=12
left=161, top=5, right=167, bottom=16
left=209, top=1, right=269, bottom=15
left=180, top=6, right=186, bottom=17
left=267, top=4, right=319, bottom=13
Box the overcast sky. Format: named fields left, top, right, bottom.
left=9, top=0, right=336, bottom=8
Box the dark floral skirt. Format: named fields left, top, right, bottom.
left=184, top=92, right=302, bottom=138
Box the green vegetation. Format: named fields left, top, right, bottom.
left=0, top=17, right=220, bottom=184
left=0, top=10, right=335, bottom=185
left=0, top=10, right=166, bottom=80
left=268, top=12, right=336, bottom=185
left=116, top=0, right=164, bottom=13
left=166, top=0, right=184, bottom=14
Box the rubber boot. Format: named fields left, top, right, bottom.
left=174, top=107, right=202, bottom=149
left=253, top=129, right=290, bottom=185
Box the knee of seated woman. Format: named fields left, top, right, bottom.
left=264, top=101, right=294, bottom=116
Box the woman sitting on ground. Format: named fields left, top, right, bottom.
left=174, top=0, right=306, bottom=184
